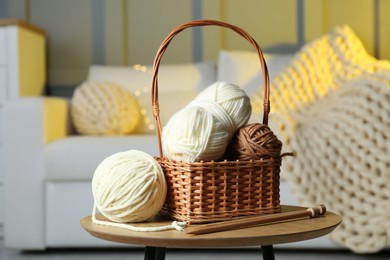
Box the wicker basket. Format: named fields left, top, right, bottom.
left=151, top=20, right=282, bottom=224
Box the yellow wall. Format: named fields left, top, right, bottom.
left=222, top=0, right=297, bottom=50
left=205, top=0, right=383, bottom=60
left=309, top=0, right=375, bottom=54
left=6, top=0, right=389, bottom=93
left=379, top=0, right=390, bottom=58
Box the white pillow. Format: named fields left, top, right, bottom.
left=87, top=63, right=213, bottom=134
left=133, top=90, right=198, bottom=134
left=88, top=62, right=217, bottom=93
left=217, top=50, right=294, bottom=95
left=153, top=62, right=217, bottom=92
left=87, top=65, right=151, bottom=92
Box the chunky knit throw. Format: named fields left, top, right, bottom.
left=253, top=25, right=390, bottom=253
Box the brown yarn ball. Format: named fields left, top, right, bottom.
left=225, top=123, right=282, bottom=161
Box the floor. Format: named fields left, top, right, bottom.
left=1, top=239, right=390, bottom=260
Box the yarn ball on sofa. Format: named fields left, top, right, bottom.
left=71, top=81, right=141, bottom=135
left=162, top=81, right=252, bottom=162
left=225, top=123, right=283, bottom=161
left=92, top=150, right=167, bottom=223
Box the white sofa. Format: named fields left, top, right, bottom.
left=3, top=50, right=341, bottom=250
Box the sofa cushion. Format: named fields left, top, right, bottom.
left=133, top=90, right=198, bottom=134
left=44, top=135, right=160, bottom=181
left=87, top=62, right=217, bottom=93
left=87, top=63, right=216, bottom=134
left=218, top=50, right=294, bottom=96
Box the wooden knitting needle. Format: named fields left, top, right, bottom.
left=186, top=205, right=326, bottom=235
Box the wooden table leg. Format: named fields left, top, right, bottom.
left=155, top=247, right=166, bottom=260
left=144, top=246, right=166, bottom=260
left=261, top=245, right=275, bottom=260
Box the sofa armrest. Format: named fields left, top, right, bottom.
left=3, top=97, right=70, bottom=249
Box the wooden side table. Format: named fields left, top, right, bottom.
left=80, top=205, right=341, bottom=260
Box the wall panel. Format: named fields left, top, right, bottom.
left=200, top=0, right=222, bottom=61
left=1, top=0, right=389, bottom=95
left=379, top=0, right=390, bottom=59
left=322, top=0, right=375, bottom=55
left=304, top=0, right=324, bottom=42
left=127, top=0, right=193, bottom=65
left=221, top=0, right=298, bottom=52
left=30, top=0, right=93, bottom=86
left=4, top=0, right=25, bottom=20
left=104, top=0, right=123, bottom=66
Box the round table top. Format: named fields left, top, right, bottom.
left=80, top=205, right=342, bottom=248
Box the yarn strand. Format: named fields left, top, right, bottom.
left=91, top=205, right=186, bottom=232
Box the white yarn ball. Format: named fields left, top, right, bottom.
left=194, top=81, right=252, bottom=129
left=162, top=81, right=251, bottom=162
left=92, top=150, right=166, bottom=223
left=71, top=81, right=141, bottom=135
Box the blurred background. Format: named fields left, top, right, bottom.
left=1, top=0, right=388, bottom=97
left=0, top=0, right=389, bottom=258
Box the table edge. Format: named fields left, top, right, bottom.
left=80, top=205, right=342, bottom=248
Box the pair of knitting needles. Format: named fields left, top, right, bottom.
left=187, top=205, right=327, bottom=235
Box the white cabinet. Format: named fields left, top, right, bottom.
left=0, top=19, right=46, bottom=226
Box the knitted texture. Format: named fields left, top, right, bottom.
left=253, top=25, right=390, bottom=143
left=162, top=82, right=251, bottom=162
left=71, top=81, right=140, bottom=135
left=225, top=123, right=282, bottom=161
left=253, top=25, right=390, bottom=253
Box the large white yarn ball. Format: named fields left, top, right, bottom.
left=92, top=150, right=166, bottom=223
left=71, top=81, right=141, bottom=135
left=162, top=82, right=251, bottom=162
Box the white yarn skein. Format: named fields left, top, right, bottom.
left=92, top=150, right=165, bottom=222
left=195, top=82, right=252, bottom=129
left=91, top=150, right=186, bottom=231
left=162, top=82, right=251, bottom=162
left=162, top=106, right=230, bottom=162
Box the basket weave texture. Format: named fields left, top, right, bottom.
left=151, top=20, right=283, bottom=223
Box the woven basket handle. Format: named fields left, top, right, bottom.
left=151, top=19, right=270, bottom=157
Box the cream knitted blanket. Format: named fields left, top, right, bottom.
left=253, top=25, right=390, bottom=253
